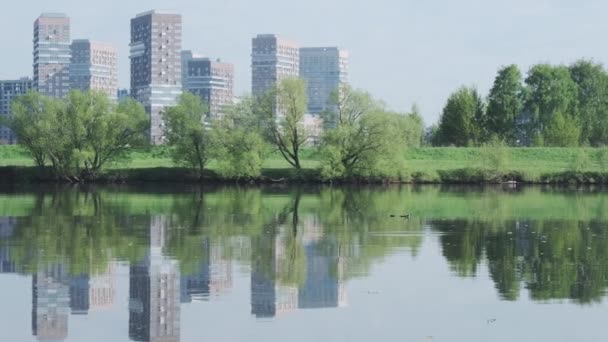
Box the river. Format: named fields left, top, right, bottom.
left=0, top=185, right=607, bottom=341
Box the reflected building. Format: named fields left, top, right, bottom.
left=32, top=264, right=70, bottom=341
left=69, top=266, right=115, bottom=315
left=129, top=216, right=181, bottom=342
left=250, top=229, right=299, bottom=318
left=298, top=218, right=347, bottom=309
left=89, top=267, right=116, bottom=311
left=0, top=217, right=17, bottom=273
left=181, top=238, right=233, bottom=303
left=69, top=275, right=90, bottom=315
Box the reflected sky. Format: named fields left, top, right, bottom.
left=1, top=185, right=608, bottom=341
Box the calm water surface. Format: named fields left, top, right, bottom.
left=1, top=185, right=608, bottom=341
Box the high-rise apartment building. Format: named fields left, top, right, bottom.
left=182, top=51, right=234, bottom=120
left=33, top=13, right=71, bottom=98
left=130, top=10, right=182, bottom=144
left=251, top=34, right=299, bottom=97
left=0, top=78, right=33, bottom=144
left=117, top=88, right=130, bottom=103
left=70, top=40, right=118, bottom=101
left=299, top=47, right=349, bottom=114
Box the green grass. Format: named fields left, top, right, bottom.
left=0, top=145, right=605, bottom=183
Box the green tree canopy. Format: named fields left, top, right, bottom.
left=8, top=91, right=148, bottom=179
left=568, top=60, right=608, bottom=145
left=319, top=85, right=410, bottom=180
left=435, top=86, right=485, bottom=146
left=486, top=65, right=525, bottom=144
left=269, top=77, right=310, bottom=170
left=162, top=92, right=212, bottom=177
left=524, top=64, right=579, bottom=136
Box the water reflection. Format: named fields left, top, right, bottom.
left=1, top=186, right=608, bottom=341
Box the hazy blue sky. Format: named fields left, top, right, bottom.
left=2, top=0, right=607, bottom=123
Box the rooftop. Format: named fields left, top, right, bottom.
left=136, top=10, right=180, bottom=18
left=39, top=13, right=68, bottom=18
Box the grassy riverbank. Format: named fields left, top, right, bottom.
left=1, top=145, right=608, bottom=184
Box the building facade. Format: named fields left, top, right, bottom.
left=70, top=40, right=118, bottom=101
left=0, top=78, right=33, bottom=144
left=130, top=10, right=182, bottom=144
left=117, top=88, right=130, bottom=103
left=33, top=13, right=71, bottom=98
left=182, top=51, right=234, bottom=120
left=299, top=47, right=349, bottom=115
left=251, top=34, right=299, bottom=97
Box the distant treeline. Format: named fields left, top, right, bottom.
left=430, top=60, right=608, bottom=147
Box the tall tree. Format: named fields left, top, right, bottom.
left=486, top=65, right=525, bottom=144
left=435, top=86, right=486, bottom=146
left=524, top=64, right=579, bottom=143
left=267, top=78, right=310, bottom=170
left=568, top=60, right=608, bottom=145
left=319, top=86, right=409, bottom=179
left=8, top=92, right=61, bottom=167
left=162, top=93, right=212, bottom=177
left=211, top=101, right=268, bottom=179
left=8, top=91, right=148, bottom=179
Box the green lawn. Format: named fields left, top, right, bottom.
left=0, top=145, right=604, bottom=179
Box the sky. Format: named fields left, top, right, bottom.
left=2, top=0, right=608, bottom=124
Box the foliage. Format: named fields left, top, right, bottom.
left=162, top=93, right=212, bottom=177
left=8, top=91, right=148, bottom=179
left=486, top=65, right=525, bottom=144
left=542, top=111, right=581, bottom=147
left=524, top=64, right=579, bottom=131
left=212, top=117, right=268, bottom=179
left=267, top=78, right=310, bottom=170
left=435, top=86, right=486, bottom=146
left=434, top=60, right=608, bottom=147
left=8, top=92, right=60, bottom=167
left=598, top=147, right=608, bottom=172
left=478, top=138, right=511, bottom=177
left=319, top=86, right=410, bottom=180
left=568, top=60, right=608, bottom=145
left=569, top=149, right=592, bottom=172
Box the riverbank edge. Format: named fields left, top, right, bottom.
left=2, top=166, right=608, bottom=185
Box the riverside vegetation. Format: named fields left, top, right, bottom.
left=2, top=67, right=608, bottom=184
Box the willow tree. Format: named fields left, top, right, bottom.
left=162, top=93, right=212, bottom=177
left=319, top=85, right=409, bottom=180
left=268, top=77, right=310, bottom=170
left=8, top=91, right=148, bottom=179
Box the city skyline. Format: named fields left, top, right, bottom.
left=3, top=1, right=606, bottom=123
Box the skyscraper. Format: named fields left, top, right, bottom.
left=299, top=47, right=349, bottom=114
left=33, top=13, right=71, bottom=98
left=251, top=34, right=299, bottom=97
left=0, top=78, right=33, bottom=144
left=130, top=10, right=182, bottom=144
left=182, top=51, right=234, bottom=120
left=70, top=40, right=118, bottom=101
